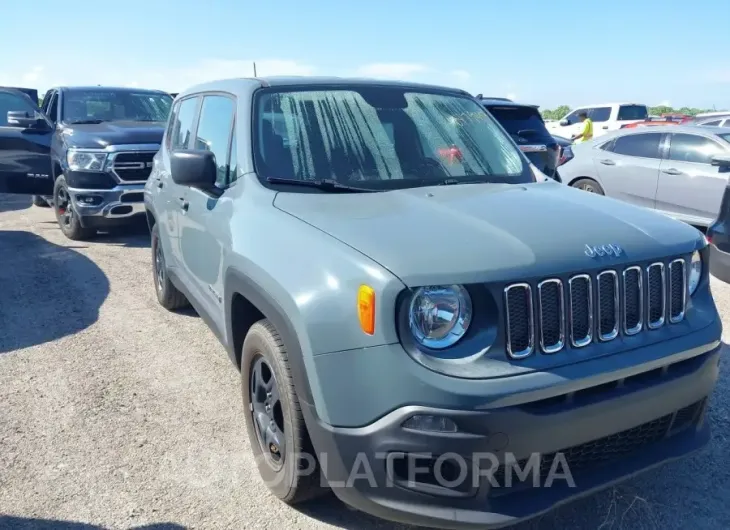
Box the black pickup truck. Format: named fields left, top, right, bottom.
left=0, top=85, right=172, bottom=240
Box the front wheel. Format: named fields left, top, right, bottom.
left=571, top=178, right=605, bottom=195
left=53, top=176, right=94, bottom=240
left=241, top=320, right=325, bottom=504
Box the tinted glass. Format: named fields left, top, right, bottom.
left=611, top=133, right=662, bottom=158
left=62, top=89, right=172, bottom=123
left=668, top=133, right=725, bottom=164
left=48, top=93, right=59, bottom=122
left=195, top=95, right=235, bottom=186
left=563, top=110, right=582, bottom=125
left=169, top=97, right=199, bottom=150
left=701, top=120, right=722, bottom=126
left=617, top=105, right=649, bottom=121
left=590, top=107, right=611, bottom=122
left=0, top=91, right=38, bottom=127
left=254, top=87, right=530, bottom=189
left=486, top=105, right=551, bottom=140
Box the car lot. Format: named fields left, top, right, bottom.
left=1, top=192, right=730, bottom=530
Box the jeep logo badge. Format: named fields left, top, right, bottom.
left=585, top=244, right=623, bottom=258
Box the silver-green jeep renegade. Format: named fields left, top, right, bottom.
left=144, top=77, right=721, bottom=529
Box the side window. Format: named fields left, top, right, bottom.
left=701, top=120, right=721, bottom=127
left=47, top=93, right=59, bottom=123
left=41, top=90, right=54, bottom=113
left=227, top=127, right=238, bottom=184
left=0, top=91, right=39, bottom=127
left=169, top=97, right=199, bottom=150
left=611, top=133, right=662, bottom=158
left=599, top=138, right=616, bottom=151
left=723, top=119, right=730, bottom=127
left=563, top=110, right=582, bottom=125
left=617, top=105, right=648, bottom=121
left=194, top=95, right=235, bottom=187
left=668, top=133, right=725, bottom=164
left=590, top=107, right=612, bottom=122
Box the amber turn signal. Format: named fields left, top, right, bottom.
left=357, top=285, right=375, bottom=335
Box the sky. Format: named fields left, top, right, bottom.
left=2, top=0, right=730, bottom=110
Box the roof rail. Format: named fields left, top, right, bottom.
left=475, top=94, right=513, bottom=102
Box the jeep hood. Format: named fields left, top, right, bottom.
left=273, top=182, right=704, bottom=287
left=61, top=120, right=165, bottom=149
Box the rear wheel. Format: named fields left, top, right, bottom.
left=241, top=320, right=325, bottom=504
left=151, top=223, right=189, bottom=310
left=571, top=178, right=605, bottom=195
left=53, top=176, right=94, bottom=240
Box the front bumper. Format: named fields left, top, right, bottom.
left=303, top=341, right=720, bottom=529
left=67, top=184, right=145, bottom=225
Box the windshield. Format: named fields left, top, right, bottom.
left=485, top=105, right=550, bottom=139
left=253, top=87, right=530, bottom=190
left=719, top=133, right=730, bottom=143
left=62, top=90, right=173, bottom=123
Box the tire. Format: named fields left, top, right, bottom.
left=151, top=223, right=189, bottom=310
left=571, top=178, right=605, bottom=195
left=32, top=195, right=50, bottom=207
left=53, top=176, right=94, bottom=240
left=241, top=320, right=325, bottom=504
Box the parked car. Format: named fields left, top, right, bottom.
left=559, top=125, right=730, bottom=227
left=0, top=86, right=39, bottom=105
left=685, top=112, right=730, bottom=128
left=546, top=103, right=649, bottom=139
left=620, top=118, right=680, bottom=129
left=477, top=96, right=561, bottom=180
left=0, top=85, right=173, bottom=239
left=145, top=76, right=719, bottom=529
left=708, top=181, right=730, bottom=284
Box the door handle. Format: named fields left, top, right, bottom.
left=599, top=159, right=616, bottom=165
left=178, top=197, right=189, bottom=212
left=156, top=180, right=163, bottom=189
left=662, top=168, right=682, bottom=175
left=602, top=125, right=608, bottom=129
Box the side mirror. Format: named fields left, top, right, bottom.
left=559, top=119, right=569, bottom=126
left=7, top=110, right=49, bottom=130
left=711, top=154, right=730, bottom=168
left=170, top=150, right=217, bottom=188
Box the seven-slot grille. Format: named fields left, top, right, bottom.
left=110, top=152, right=156, bottom=182
left=504, top=257, right=688, bottom=359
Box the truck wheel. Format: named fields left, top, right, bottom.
left=32, top=195, right=50, bottom=207
left=151, top=223, right=189, bottom=310
left=53, top=176, right=94, bottom=240
left=571, top=178, right=605, bottom=195
left=241, top=320, right=325, bottom=504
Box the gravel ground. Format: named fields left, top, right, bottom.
left=1, top=192, right=729, bottom=530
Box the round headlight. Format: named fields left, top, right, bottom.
left=689, top=250, right=702, bottom=295
left=408, top=285, right=472, bottom=349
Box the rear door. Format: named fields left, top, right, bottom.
left=593, top=132, right=663, bottom=210
left=655, top=132, right=729, bottom=226
left=486, top=105, right=560, bottom=178
left=588, top=106, right=612, bottom=136
left=0, top=90, right=54, bottom=195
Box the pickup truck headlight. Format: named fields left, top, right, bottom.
left=67, top=149, right=108, bottom=172
left=689, top=250, right=702, bottom=295
left=408, top=285, right=472, bottom=349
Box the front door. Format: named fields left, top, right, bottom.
left=0, top=90, right=54, bottom=195
left=655, top=132, right=729, bottom=226
left=593, top=132, right=663, bottom=210
left=177, top=94, right=236, bottom=326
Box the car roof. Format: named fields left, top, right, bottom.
left=478, top=98, right=540, bottom=109
left=597, top=124, right=730, bottom=141
left=52, top=86, right=169, bottom=94
left=695, top=111, right=730, bottom=118
left=574, top=102, right=646, bottom=108
left=177, top=76, right=472, bottom=99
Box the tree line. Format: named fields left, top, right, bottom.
left=541, top=105, right=724, bottom=121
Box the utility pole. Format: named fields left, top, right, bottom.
left=253, top=62, right=257, bottom=76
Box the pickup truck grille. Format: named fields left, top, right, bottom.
left=504, top=257, right=687, bottom=359
left=109, top=151, right=156, bottom=182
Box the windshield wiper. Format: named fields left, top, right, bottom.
left=437, top=177, right=492, bottom=186
left=68, top=119, right=108, bottom=124
left=266, top=177, right=378, bottom=193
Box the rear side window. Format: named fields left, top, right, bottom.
left=169, top=97, right=199, bottom=150
left=486, top=105, right=548, bottom=137
left=590, top=107, right=611, bottom=122
left=617, top=105, right=649, bottom=121
left=668, top=133, right=725, bottom=164
left=701, top=120, right=722, bottom=126
left=193, top=95, right=236, bottom=186
left=610, top=133, right=662, bottom=158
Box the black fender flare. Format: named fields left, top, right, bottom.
left=224, top=268, right=315, bottom=406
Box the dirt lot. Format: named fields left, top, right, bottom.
left=1, top=193, right=730, bottom=530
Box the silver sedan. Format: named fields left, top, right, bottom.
left=558, top=125, right=730, bottom=227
